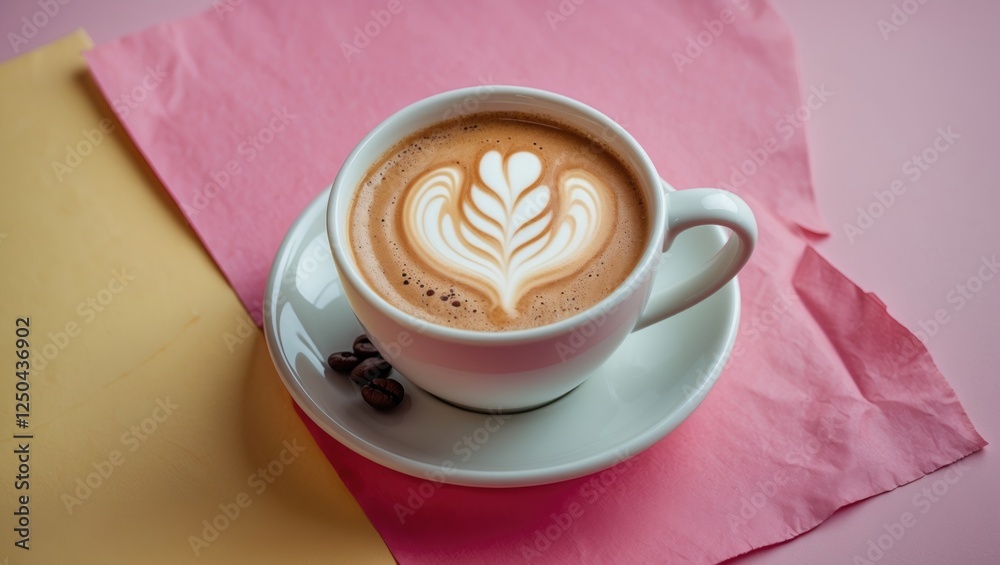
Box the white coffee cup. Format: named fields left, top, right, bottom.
left=328, top=86, right=757, bottom=413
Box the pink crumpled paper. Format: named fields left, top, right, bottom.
left=85, top=0, right=985, bottom=563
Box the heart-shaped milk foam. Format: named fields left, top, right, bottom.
left=402, top=150, right=614, bottom=317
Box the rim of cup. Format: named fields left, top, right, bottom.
left=327, top=86, right=667, bottom=345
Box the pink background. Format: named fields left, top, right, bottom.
left=5, top=0, right=996, bottom=563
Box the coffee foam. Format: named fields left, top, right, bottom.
left=403, top=149, right=615, bottom=316
left=349, top=112, right=649, bottom=332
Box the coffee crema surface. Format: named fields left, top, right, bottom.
left=349, top=112, right=649, bottom=331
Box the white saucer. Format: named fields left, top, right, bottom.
left=263, top=184, right=740, bottom=488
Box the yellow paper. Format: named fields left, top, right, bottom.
left=0, top=31, right=393, bottom=564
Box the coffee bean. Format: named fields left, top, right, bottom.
left=350, top=357, right=392, bottom=386
left=327, top=351, right=361, bottom=374
left=352, top=334, right=380, bottom=359
left=361, top=378, right=405, bottom=410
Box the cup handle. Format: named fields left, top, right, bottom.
left=633, top=183, right=758, bottom=331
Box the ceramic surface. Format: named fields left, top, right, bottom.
left=264, top=187, right=740, bottom=486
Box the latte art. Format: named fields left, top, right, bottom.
left=349, top=112, right=648, bottom=332
left=404, top=150, right=614, bottom=316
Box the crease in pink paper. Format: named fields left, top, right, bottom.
left=84, top=1, right=984, bottom=563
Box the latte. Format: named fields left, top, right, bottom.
left=349, top=112, right=649, bottom=331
